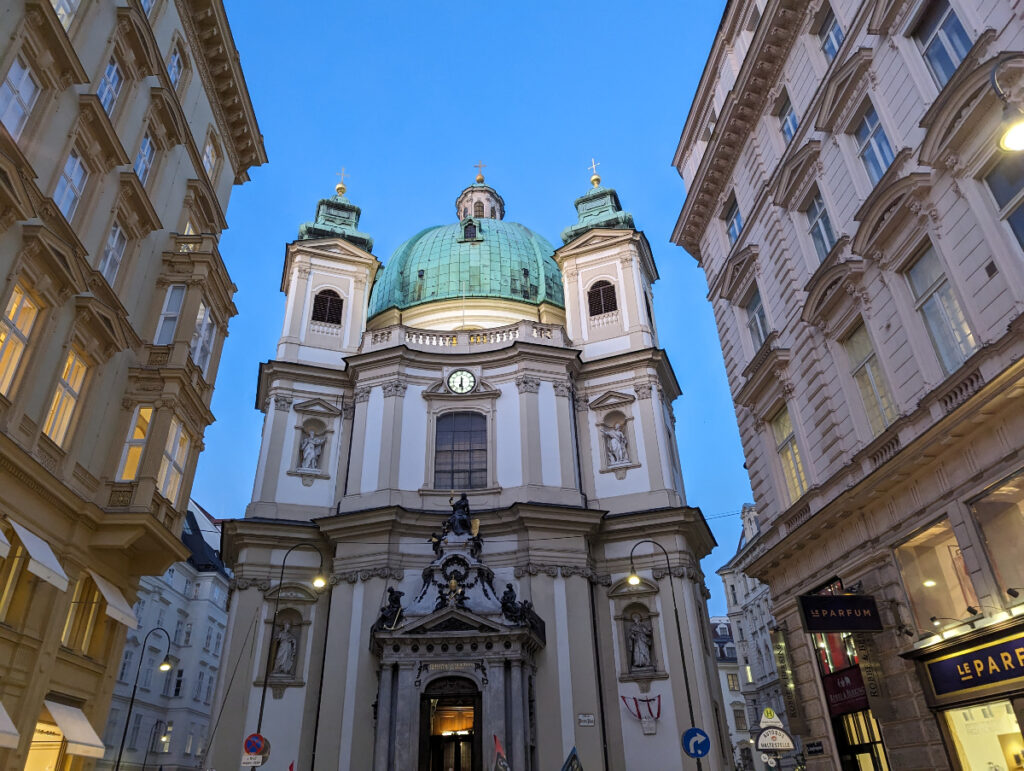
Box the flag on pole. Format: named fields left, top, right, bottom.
left=560, top=746, right=584, bottom=771
left=493, top=735, right=511, bottom=771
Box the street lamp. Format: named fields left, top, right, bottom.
left=256, top=542, right=327, bottom=734
left=627, top=540, right=704, bottom=769
left=991, top=53, right=1024, bottom=151
left=114, top=627, right=173, bottom=771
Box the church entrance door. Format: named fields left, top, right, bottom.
left=418, top=676, right=482, bottom=771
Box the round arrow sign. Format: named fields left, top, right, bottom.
left=682, top=727, right=711, bottom=758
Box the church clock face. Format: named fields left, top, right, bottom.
left=447, top=369, right=476, bottom=394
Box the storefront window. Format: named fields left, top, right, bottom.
left=944, top=700, right=1023, bottom=770
left=895, top=519, right=979, bottom=634
left=969, top=471, right=1024, bottom=600
left=836, top=709, right=891, bottom=771
left=813, top=632, right=858, bottom=675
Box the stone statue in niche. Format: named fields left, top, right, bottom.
left=627, top=613, right=654, bottom=670
left=299, top=429, right=326, bottom=470
left=600, top=423, right=629, bottom=466
left=272, top=622, right=297, bottom=675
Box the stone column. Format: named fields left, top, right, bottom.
left=392, top=662, right=418, bottom=770
left=483, top=659, right=506, bottom=765
left=552, top=381, right=576, bottom=489
left=372, top=663, right=394, bottom=771
left=573, top=393, right=597, bottom=501
left=516, top=375, right=542, bottom=487
left=636, top=382, right=666, bottom=491
left=345, top=386, right=370, bottom=495
left=510, top=660, right=526, bottom=768
left=256, top=394, right=291, bottom=503
left=376, top=379, right=406, bottom=491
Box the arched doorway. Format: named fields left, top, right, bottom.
left=418, top=676, right=482, bottom=771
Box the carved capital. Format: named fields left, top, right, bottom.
left=635, top=382, right=654, bottom=400
left=341, top=402, right=355, bottom=419
left=273, top=394, right=293, bottom=411
left=515, top=375, right=540, bottom=394
left=354, top=386, right=371, bottom=403
left=381, top=379, right=408, bottom=398
left=296, top=265, right=311, bottom=279
left=552, top=380, right=573, bottom=398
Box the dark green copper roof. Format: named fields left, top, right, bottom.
left=367, top=219, right=564, bottom=318
left=560, top=183, right=634, bottom=244
left=297, top=191, right=374, bottom=252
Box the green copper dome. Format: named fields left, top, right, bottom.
left=367, top=218, right=564, bottom=318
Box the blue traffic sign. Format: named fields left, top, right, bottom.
left=682, top=727, right=711, bottom=758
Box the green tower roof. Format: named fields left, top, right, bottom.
left=297, top=189, right=374, bottom=252
left=560, top=182, right=634, bottom=244
left=367, top=218, right=564, bottom=318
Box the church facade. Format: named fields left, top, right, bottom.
left=207, top=172, right=729, bottom=770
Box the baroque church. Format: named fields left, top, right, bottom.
left=208, top=170, right=730, bottom=770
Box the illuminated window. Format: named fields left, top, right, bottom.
left=895, top=518, right=978, bottom=634
left=727, top=673, right=740, bottom=691
left=43, top=349, right=88, bottom=446
left=969, top=471, right=1024, bottom=604
left=61, top=575, right=108, bottom=653
left=0, top=283, right=39, bottom=396
left=771, top=406, right=807, bottom=504
left=157, top=417, right=190, bottom=505
left=0, top=55, right=40, bottom=139
left=842, top=323, right=897, bottom=436
left=117, top=406, right=153, bottom=481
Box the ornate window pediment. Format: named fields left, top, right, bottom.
left=919, top=40, right=1005, bottom=170
left=117, top=171, right=162, bottom=238
left=608, top=576, right=659, bottom=597
left=114, top=5, right=162, bottom=79
left=72, top=293, right=139, bottom=362
left=183, top=178, right=226, bottom=234
left=815, top=48, right=873, bottom=133
left=76, top=94, right=131, bottom=171
left=23, top=1, right=88, bottom=88
left=800, top=252, right=867, bottom=337
left=852, top=172, right=932, bottom=265
left=736, top=333, right=792, bottom=417
left=711, top=244, right=759, bottom=303
left=148, top=87, right=188, bottom=149
left=771, top=141, right=821, bottom=210
left=17, top=223, right=88, bottom=304
left=292, top=398, right=342, bottom=418
left=866, top=0, right=904, bottom=35
left=0, top=141, right=35, bottom=231
left=587, top=390, right=636, bottom=412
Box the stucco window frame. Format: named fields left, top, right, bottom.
left=421, top=381, right=500, bottom=494
left=588, top=390, right=642, bottom=480
left=255, top=595, right=316, bottom=693
left=286, top=398, right=341, bottom=486
left=607, top=576, right=669, bottom=687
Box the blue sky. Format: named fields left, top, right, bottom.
left=193, top=0, right=750, bottom=615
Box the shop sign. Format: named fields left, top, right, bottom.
left=798, top=594, right=883, bottom=633
left=805, top=740, right=825, bottom=756
left=926, top=630, right=1024, bottom=697
left=771, top=628, right=807, bottom=735
left=822, top=666, right=869, bottom=717
left=756, top=727, right=795, bottom=752
left=852, top=632, right=894, bottom=721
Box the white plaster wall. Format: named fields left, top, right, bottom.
left=250, top=405, right=276, bottom=501
left=538, top=381, right=561, bottom=487
left=360, top=389, right=384, bottom=493
left=496, top=382, right=523, bottom=488
left=398, top=385, right=428, bottom=490
left=294, top=346, right=346, bottom=367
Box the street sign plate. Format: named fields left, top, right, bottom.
left=756, top=727, right=795, bottom=752
left=682, top=727, right=711, bottom=758
left=241, top=754, right=263, bottom=767
left=760, top=707, right=784, bottom=729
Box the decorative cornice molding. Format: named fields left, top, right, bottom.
left=513, top=563, right=611, bottom=585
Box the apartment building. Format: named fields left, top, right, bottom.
left=99, top=503, right=228, bottom=771
left=719, top=505, right=800, bottom=771
left=673, top=0, right=1024, bottom=769
left=0, top=0, right=264, bottom=767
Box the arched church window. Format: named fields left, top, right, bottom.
left=489, top=207, right=496, bottom=218
left=311, top=290, right=343, bottom=325
left=463, top=222, right=477, bottom=240
left=434, top=412, right=486, bottom=489
left=587, top=280, right=617, bottom=316
left=473, top=201, right=484, bottom=217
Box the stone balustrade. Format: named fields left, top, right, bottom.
left=362, top=319, right=566, bottom=353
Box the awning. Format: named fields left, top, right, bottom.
left=8, top=521, right=68, bottom=592
left=0, top=698, right=18, bottom=749
left=0, top=527, right=9, bottom=560
left=42, top=701, right=104, bottom=758
left=87, top=570, right=137, bottom=628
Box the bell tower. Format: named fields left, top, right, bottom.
left=554, top=171, right=659, bottom=360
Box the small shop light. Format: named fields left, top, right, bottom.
left=922, top=579, right=937, bottom=588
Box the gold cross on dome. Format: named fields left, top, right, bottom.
left=474, top=160, right=486, bottom=175
left=588, top=158, right=600, bottom=175
left=334, top=167, right=350, bottom=194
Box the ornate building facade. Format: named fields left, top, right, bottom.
left=0, top=0, right=264, bottom=767
left=673, top=0, right=1024, bottom=769
left=208, top=173, right=730, bottom=770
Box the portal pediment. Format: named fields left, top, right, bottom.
left=292, top=397, right=343, bottom=417
left=588, top=390, right=636, bottom=411
left=816, top=48, right=873, bottom=132
left=396, top=606, right=505, bottom=636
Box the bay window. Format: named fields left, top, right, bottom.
left=116, top=405, right=153, bottom=481
left=154, top=284, right=185, bottom=345
left=895, top=519, right=978, bottom=634
left=157, top=417, right=189, bottom=505
left=189, top=300, right=216, bottom=375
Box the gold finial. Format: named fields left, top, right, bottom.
left=474, top=160, right=486, bottom=183
left=588, top=158, right=601, bottom=187
left=335, top=167, right=349, bottom=195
